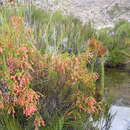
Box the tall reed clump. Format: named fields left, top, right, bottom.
left=29, top=6, right=96, bottom=54
left=87, top=39, right=107, bottom=100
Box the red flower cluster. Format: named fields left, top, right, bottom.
left=23, top=104, right=37, bottom=117
left=85, top=97, right=97, bottom=114
left=73, top=91, right=100, bottom=116
left=88, top=39, right=107, bottom=57
left=0, top=16, right=45, bottom=128
left=34, top=117, right=45, bottom=129
left=10, top=16, right=23, bottom=31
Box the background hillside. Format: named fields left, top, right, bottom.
left=33, top=0, right=130, bottom=28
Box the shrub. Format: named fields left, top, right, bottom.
left=0, top=3, right=114, bottom=129
left=0, top=15, right=45, bottom=129
left=97, top=20, right=130, bottom=67
left=0, top=12, right=108, bottom=129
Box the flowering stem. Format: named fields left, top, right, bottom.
left=100, top=55, right=105, bottom=98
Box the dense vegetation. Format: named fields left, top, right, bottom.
left=29, top=6, right=130, bottom=67
left=0, top=1, right=129, bottom=130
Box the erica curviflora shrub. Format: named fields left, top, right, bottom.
left=31, top=48, right=106, bottom=129
left=0, top=16, right=45, bottom=129
left=0, top=14, right=108, bottom=129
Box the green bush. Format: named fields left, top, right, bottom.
left=97, top=20, right=130, bottom=67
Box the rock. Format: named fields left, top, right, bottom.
left=32, top=0, right=130, bottom=28
left=110, top=105, right=130, bottom=130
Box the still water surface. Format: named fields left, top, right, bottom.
left=105, top=69, right=130, bottom=130
left=105, top=68, right=130, bottom=106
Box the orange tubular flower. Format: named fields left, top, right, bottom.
left=0, top=103, right=4, bottom=109
left=0, top=47, right=3, bottom=53
left=34, top=117, right=45, bottom=128
left=27, top=28, right=32, bottom=33
left=98, top=45, right=107, bottom=57
left=10, top=16, right=23, bottom=25
left=88, top=39, right=107, bottom=56
left=23, top=104, right=37, bottom=117
left=88, top=39, right=100, bottom=50
left=9, top=16, right=24, bottom=32
left=17, top=98, right=25, bottom=107
left=85, top=97, right=97, bottom=106
left=86, top=106, right=97, bottom=114
left=9, top=0, right=16, bottom=2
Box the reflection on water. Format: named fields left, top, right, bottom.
left=102, top=69, right=130, bottom=130
left=105, top=69, right=130, bottom=106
